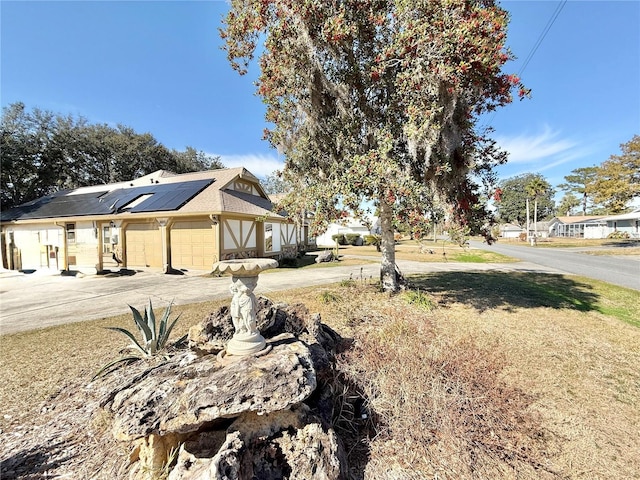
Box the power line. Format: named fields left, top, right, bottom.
left=480, top=0, right=567, bottom=130
left=517, top=0, right=567, bottom=77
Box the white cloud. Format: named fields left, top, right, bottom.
left=496, top=126, right=576, bottom=164
left=215, top=153, right=285, bottom=178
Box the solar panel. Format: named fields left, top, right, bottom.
left=129, top=179, right=213, bottom=212
left=2, top=179, right=214, bottom=220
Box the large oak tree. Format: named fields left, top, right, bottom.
left=1, top=102, right=223, bottom=210
left=495, top=173, right=553, bottom=226
left=221, top=0, right=526, bottom=291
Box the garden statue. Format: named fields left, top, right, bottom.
left=213, top=258, right=278, bottom=357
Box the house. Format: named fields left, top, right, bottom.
left=499, top=223, right=523, bottom=239
left=267, top=192, right=316, bottom=250
left=602, top=209, right=640, bottom=238
left=314, top=216, right=375, bottom=247
left=1, top=168, right=303, bottom=274
left=548, top=215, right=607, bottom=239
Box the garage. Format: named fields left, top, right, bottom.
left=170, top=220, right=216, bottom=270
left=125, top=223, right=162, bottom=268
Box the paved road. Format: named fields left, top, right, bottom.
left=470, top=240, right=640, bottom=290
left=0, top=257, right=562, bottom=335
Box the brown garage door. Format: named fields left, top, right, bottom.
left=125, top=223, right=162, bottom=268
left=170, top=220, right=216, bottom=270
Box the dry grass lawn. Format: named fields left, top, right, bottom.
left=325, top=238, right=516, bottom=263
left=1, top=271, right=638, bottom=479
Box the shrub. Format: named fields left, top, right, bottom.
left=518, top=232, right=527, bottom=242
left=364, top=234, right=381, bottom=251
left=93, top=299, right=182, bottom=379
left=345, top=233, right=361, bottom=246
left=364, top=235, right=380, bottom=246
left=608, top=231, right=630, bottom=239
left=279, top=257, right=299, bottom=267
left=332, top=233, right=347, bottom=245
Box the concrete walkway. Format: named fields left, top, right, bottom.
left=0, top=257, right=563, bottom=335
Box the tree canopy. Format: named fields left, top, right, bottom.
left=556, top=193, right=580, bottom=217
left=557, top=166, right=598, bottom=216
left=1, top=102, right=223, bottom=209
left=221, top=0, right=526, bottom=291
left=591, top=135, right=640, bottom=214
left=495, top=173, right=554, bottom=225
left=260, top=172, right=291, bottom=195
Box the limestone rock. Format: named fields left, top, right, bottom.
left=102, top=335, right=317, bottom=441
left=188, top=297, right=340, bottom=358
left=167, top=431, right=227, bottom=480
left=171, top=405, right=345, bottom=480
left=95, top=299, right=347, bottom=479
left=315, top=251, right=334, bottom=263
left=188, top=306, right=234, bottom=355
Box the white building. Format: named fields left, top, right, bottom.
left=315, top=216, right=376, bottom=247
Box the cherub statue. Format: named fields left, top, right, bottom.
left=229, top=282, right=244, bottom=334
left=237, top=279, right=258, bottom=335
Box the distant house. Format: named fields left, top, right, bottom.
left=499, top=223, right=523, bottom=239
left=1, top=168, right=304, bottom=274
left=548, top=216, right=607, bottom=239
left=602, top=209, right=640, bottom=238
left=315, top=216, right=376, bottom=247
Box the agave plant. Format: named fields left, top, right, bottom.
left=93, top=299, right=182, bottom=379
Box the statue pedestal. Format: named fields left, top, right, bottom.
left=212, top=259, right=278, bottom=358
left=226, top=332, right=266, bottom=356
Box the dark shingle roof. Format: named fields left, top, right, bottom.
left=1, top=179, right=213, bottom=221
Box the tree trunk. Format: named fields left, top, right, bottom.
left=379, top=198, right=398, bottom=292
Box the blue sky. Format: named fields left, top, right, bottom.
left=1, top=1, right=639, bottom=197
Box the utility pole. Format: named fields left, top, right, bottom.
left=526, top=197, right=530, bottom=241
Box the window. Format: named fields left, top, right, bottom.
left=66, top=223, right=76, bottom=244
left=102, top=226, right=111, bottom=253
left=121, top=194, right=153, bottom=211
left=265, top=223, right=273, bottom=252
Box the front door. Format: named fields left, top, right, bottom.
left=102, top=225, right=121, bottom=269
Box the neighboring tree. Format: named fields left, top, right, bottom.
left=557, top=193, right=580, bottom=216
left=261, top=172, right=291, bottom=195
left=525, top=176, right=551, bottom=238
left=1, top=102, right=221, bottom=210
left=496, top=173, right=554, bottom=226
left=221, top=0, right=527, bottom=291
left=557, top=166, right=598, bottom=215
left=172, top=146, right=224, bottom=172
left=1, top=102, right=67, bottom=208
left=591, top=135, right=640, bottom=213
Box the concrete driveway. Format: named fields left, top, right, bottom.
left=0, top=257, right=563, bottom=335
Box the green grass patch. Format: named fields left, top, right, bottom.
left=447, top=252, right=508, bottom=263
left=402, top=289, right=435, bottom=310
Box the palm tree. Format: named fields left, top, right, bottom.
left=525, top=177, right=549, bottom=242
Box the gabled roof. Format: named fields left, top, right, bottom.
left=1, top=167, right=280, bottom=222
left=601, top=209, right=640, bottom=222
left=551, top=215, right=606, bottom=225
left=500, top=223, right=523, bottom=231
